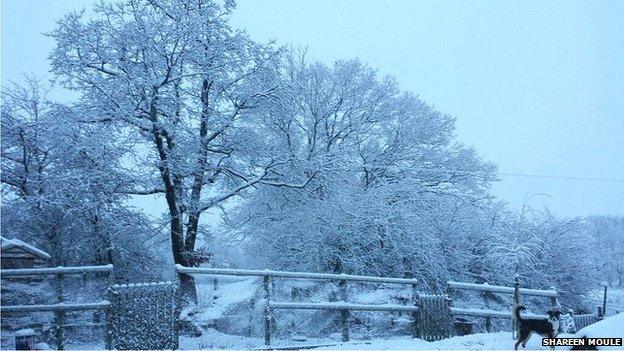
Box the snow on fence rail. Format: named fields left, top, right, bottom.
left=270, top=302, right=420, bottom=312
left=1, top=264, right=114, bottom=350
left=1, top=301, right=111, bottom=313
left=446, top=281, right=558, bottom=297
left=450, top=307, right=511, bottom=319
left=175, top=265, right=419, bottom=284
left=1, top=264, right=113, bottom=276
left=175, top=264, right=419, bottom=346
left=446, top=275, right=559, bottom=335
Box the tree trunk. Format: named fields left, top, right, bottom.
left=183, top=79, right=212, bottom=256
left=171, top=216, right=197, bottom=303
left=149, top=86, right=198, bottom=304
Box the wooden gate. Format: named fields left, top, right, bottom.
left=108, top=282, right=178, bottom=350
left=415, top=294, right=453, bottom=341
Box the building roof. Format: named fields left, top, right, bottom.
left=0, top=236, right=52, bottom=260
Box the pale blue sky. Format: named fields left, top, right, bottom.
left=2, top=0, right=623, bottom=217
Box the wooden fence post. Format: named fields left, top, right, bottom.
left=339, top=279, right=349, bottom=342
left=213, top=277, right=218, bottom=301
left=549, top=286, right=559, bottom=309
left=445, top=296, right=453, bottom=339
left=105, top=288, right=114, bottom=350
left=105, top=269, right=114, bottom=350
left=55, top=270, right=64, bottom=350
left=483, top=285, right=491, bottom=333
left=602, top=285, right=607, bottom=318
left=597, top=306, right=603, bottom=319
left=174, top=267, right=184, bottom=341
left=411, top=283, right=419, bottom=338
left=445, top=282, right=454, bottom=337
left=512, top=275, right=520, bottom=339
left=263, top=275, right=272, bottom=346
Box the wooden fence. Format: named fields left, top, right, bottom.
left=446, top=275, right=559, bottom=335
left=176, top=264, right=420, bottom=346
left=1, top=265, right=114, bottom=350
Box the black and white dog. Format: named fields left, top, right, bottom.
left=514, top=305, right=562, bottom=350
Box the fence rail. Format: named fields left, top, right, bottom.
left=1, top=264, right=114, bottom=277
left=450, top=307, right=547, bottom=319
left=447, top=281, right=558, bottom=298
left=176, top=265, right=419, bottom=346
left=450, top=307, right=511, bottom=319
left=175, top=265, right=418, bottom=285
left=270, top=302, right=419, bottom=312
left=1, top=301, right=111, bottom=313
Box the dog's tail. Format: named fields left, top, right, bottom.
left=514, top=305, right=526, bottom=322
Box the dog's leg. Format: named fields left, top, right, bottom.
left=548, top=332, right=556, bottom=350
left=515, top=330, right=528, bottom=350
left=522, top=331, right=532, bottom=348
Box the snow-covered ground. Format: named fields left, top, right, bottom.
left=318, top=313, right=623, bottom=351
left=181, top=313, right=624, bottom=350
left=180, top=330, right=553, bottom=350
left=574, top=311, right=624, bottom=340
left=189, top=276, right=259, bottom=322
left=318, top=332, right=561, bottom=350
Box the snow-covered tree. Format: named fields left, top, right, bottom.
left=489, top=207, right=596, bottom=308
left=585, top=215, right=624, bottom=288
left=1, top=77, right=163, bottom=281
left=49, top=0, right=313, bottom=301
left=237, top=54, right=497, bottom=286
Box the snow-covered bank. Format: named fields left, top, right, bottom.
left=574, top=312, right=624, bottom=343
